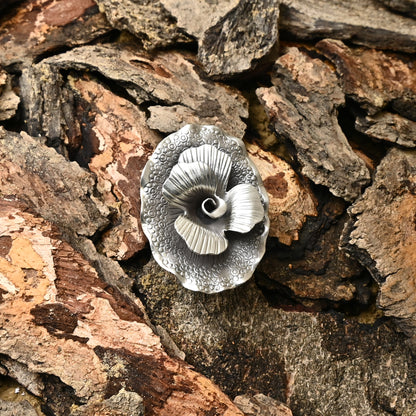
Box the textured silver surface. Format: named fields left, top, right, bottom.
left=140, top=124, right=269, bottom=293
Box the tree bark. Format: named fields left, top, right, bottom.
left=1, top=0, right=416, bottom=415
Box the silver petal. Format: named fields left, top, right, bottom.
left=201, top=196, right=227, bottom=219
left=175, top=215, right=228, bottom=255
left=162, top=161, right=216, bottom=211
left=225, top=184, right=265, bottom=233
left=140, top=124, right=270, bottom=294
left=178, top=144, right=232, bottom=195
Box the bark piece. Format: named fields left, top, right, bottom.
left=246, top=142, right=317, bottom=245
left=66, top=75, right=160, bottom=260
left=279, top=0, right=416, bottom=53
left=0, top=358, right=44, bottom=396
left=258, top=197, right=367, bottom=306
left=160, top=0, right=279, bottom=78
left=132, top=259, right=416, bottom=415
left=355, top=112, right=416, bottom=148
left=0, top=70, right=19, bottom=121
left=0, top=400, right=38, bottom=416
left=0, top=199, right=244, bottom=416
left=198, top=0, right=280, bottom=78
left=70, top=389, right=144, bottom=416
left=376, top=0, right=416, bottom=17
left=234, top=394, right=293, bottom=416
left=257, top=47, right=370, bottom=202
left=160, top=0, right=239, bottom=38
left=0, top=0, right=112, bottom=69
left=19, top=65, right=68, bottom=150
left=0, top=128, right=110, bottom=237
left=41, top=45, right=248, bottom=138
left=95, top=0, right=192, bottom=50
left=317, top=39, right=416, bottom=119
left=341, top=148, right=416, bottom=343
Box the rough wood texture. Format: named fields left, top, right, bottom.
left=0, top=199, right=244, bottom=416
left=280, top=0, right=416, bottom=52
left=18, top=44, right=248, bottom=259
left=0, top=128, right=110, bottom=237
left=160, top=0, right=239, bottom=38
left=355, top=112, right=416, bottom=147
left=234, top=394, right=293, bottom=416
left=95, top=0, right=192, bottom=50
left=198, top=0, right=279, bottom=78
left=89, top=0, right=416, bottom=77
left=38, top=44, right=248, bottom=138
left=246, top=142, right=317, bottom=245
left=258, top=196, right=368, bottom=307
left=257, top=47, right=370, bottom=202
left=132, top=259, right=416, bottom=416
left=66, top=75, right=159, bottom=260
left=2, top=0, right=416, bottom=413
left=0, top=400, right=38, bottom=416
left=97, top=0, right=279, bottom=78
left=376, top=0, right=416, bottom=17
left=20, top=64, right=70, bottom=152
left=317, top=39, right=416, bottom=120
left=0, top=0, right=112, bottom=69
left=0, top=70, right=19, bottom=121
left=341, top=148, right=416, bottom=343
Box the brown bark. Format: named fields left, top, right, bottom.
left=0, top=128, right=110, bottom=237
left=2, top=0, right=416, bottom=414
left=355, top=112, right=416, bottom=147
left=317, top=39, right=416, bottom=120
left=342, top=148, right=416, bottom=343
left=279, top=0, right=416, bottom=53
left=0, top=70, right=19, bottom=121
left=246, top=142, right=318, bottom=245
left=257, top=47, right=370, bottom=202
left=0, top=199, right=244, bottom=416
left=133, top=259, right=416, bottom=415
left=0, top=0, right=112, bottom=69
left=234, top=394, right=293, bottom=416
left=66, top=75, right=158, bottom=259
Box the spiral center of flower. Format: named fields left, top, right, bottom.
left=201, top=196, right=227, bottom=219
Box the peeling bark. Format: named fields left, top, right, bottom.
left=132, top=259, right=416, bottom=416
left=0, top=199, right=244, bottom=416
left=0, top=70, right=19, bottom=121
left=67, top=75, right=159, bottom=260
left=258, top=196, right=368, bottom=307
left=280, top=0, right=416, bottom=53
left=341, top=148, right=416, bottom=343
left=355, top=112, right=416, bottom=148
left=317, top=39, right=416, bottom=120
left=198, top=0, right=280, bottom=78
left=246, top=142, right=317, bottom=245
left=0, top=0, right=112, bottom=69
left=257, top=47, right=370, bottom=202
left=95, top=0, right=193, bottom=50
left=26, top=44, right=248, bottom=138
left=0, top=128, right=110, bottom=237
left=2, top=0, right=416, bottom=413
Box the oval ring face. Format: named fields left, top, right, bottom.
left=140, top=124, right=269, bottom=293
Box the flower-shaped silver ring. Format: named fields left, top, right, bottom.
left=140, top=125, right=269, bottom=293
